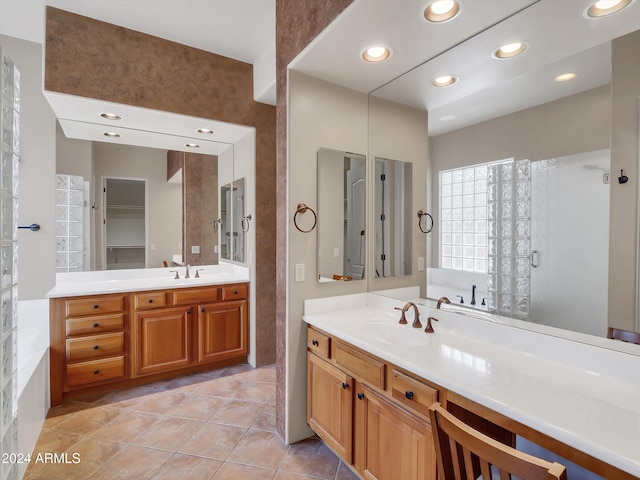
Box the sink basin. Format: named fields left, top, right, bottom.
left=366, top=321, right=428, bottom=347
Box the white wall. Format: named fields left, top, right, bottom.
left=0, top=35, right=57, bottom=301
left=92, top=143, right=181, bottom=270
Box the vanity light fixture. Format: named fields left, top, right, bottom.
left=185, top=143, right=200, bottom=148
left=361, top=45, right=392, bottom=63
left=100, top=113, right=121, bottom=121
left=424, top=0, right=461, bottom=22
left=432, top=75, right=458, bottom=87
left=554, top=72, right=577, bottom=82
left=196, top=128, right=215, bottom=134
left=493, top=42, right=527, bottom=59
left=587, top=0, right=632, bottom=17
left=102, top=132, right=120, bottom=138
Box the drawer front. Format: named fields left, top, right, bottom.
left=172, top=287, right=219, bottom=305
left=307, top=327, right=330, bottom=358
left=221, top=284, right=247, bottom=301
left=134, top=292, right=167, bottom=310
left=66, top=356, right=125, bottom=388
left=391, top=369, right=438, bottom=418
left=66, top=314, right=124, bottom=336
left=66, top=333, right=124, bottom=362
left=66, top=295, right=125, bottom=317
left=333, top=340, right=385, bottom=390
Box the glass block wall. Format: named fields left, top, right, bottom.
left=486, top=160, right=531, bottom=319
left=56, top=174, right=85, bottom=272
left=0, top=46, right=20, bottom=480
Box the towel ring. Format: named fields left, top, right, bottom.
left=294, top=203, right=317, bottom=233
left=417, top=210, right=433, bottom=234
left=241, top=214, right=252, bottom=233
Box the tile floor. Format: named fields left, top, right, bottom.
left=24, top=364, right=358, bottom=480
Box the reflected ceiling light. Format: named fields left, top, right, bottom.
left=424, top=0, right=461, bottom=22
left=555, top=72, right=577, bottom=82
left=196, top=128, right=215, bottom=134
left=493, top=42, right=527, bottom=59
left=440, top=114, right=456, bottom=122
left=100, top=113, right=121, bottom=121
left=587, top=0, right=632, bottom=16
left=432, top=75, right=458, bottom=87
left=102, top=132, right=120, bottom=138
left=185, top=143, right=200, bottom=148
left=361, top=45, right=392, bottom=62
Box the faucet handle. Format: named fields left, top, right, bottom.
left=170, top=270, right=180, bottom=280
left=195, top=268, right=204, bottom=279
left=456, top=295, right=464, bottom=304
left=425, top=316, right=439, bottom=334
left=394, top=307, right=408, bottom=325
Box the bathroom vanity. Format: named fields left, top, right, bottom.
left=47, top=265, right=249, bottom=406
left=303, top=293, right=640, bottom=480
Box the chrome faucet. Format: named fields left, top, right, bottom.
left=395, top=302, right=422, bottom=328
left=471, top=284, right=477, bottom=305
left=436, top=297, right=451, bottom=309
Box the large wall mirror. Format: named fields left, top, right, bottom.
left=317, top=147, right=366, bottom=283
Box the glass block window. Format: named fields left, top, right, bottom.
left=440, top=160, right=512, bottom=273
left=55, top=174, right=85, bottom=272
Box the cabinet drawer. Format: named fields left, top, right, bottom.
left=334, top=340, right=385, bottom=390
left=66, top=295, right=125, bottom=317
left=221, top=284, right=247, bottom=301
left=308, top=327, right=330, bottom=358
left=172, top=287, right=219, bottom=305
left=134, top=292, right=167, bottom=310
left=66, top=356, right=125, bottom=387
left=66, top=333, right=124, bottom=362
left=391, top=369, right=438, bottom=418
left=66, top=314, right=124, bottom=336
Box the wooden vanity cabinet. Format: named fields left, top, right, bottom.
left=306, top=325, right=437, bottom=480
left=50, top=282, right=249, bottom=406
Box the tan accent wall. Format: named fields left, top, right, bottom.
left=45, top=7, right=276, bottom=366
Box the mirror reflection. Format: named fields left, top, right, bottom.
left=317, top=147, right=366, bottom=282
left=374, top=157, right=412, bottom=278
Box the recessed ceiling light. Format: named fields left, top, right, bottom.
left=185, top=143, right=200, bottom=148
left=432, top=75, right=458, bottom=87
left=196, top=128, right=215, bottom=134
left=555, top=72, right=577, bottom=82
left=100, top=113, right=121, bottom=121
left=361, top=46, right=392, bottom=63
left=102, top=132, right=120, bottom=138
left=440, top=114, right=456, bottom=122
left=424, top=0, right=461, bottom=22
left=587, top=0, right=632, bottom=16
left=493, top=42, right=527, bottom=59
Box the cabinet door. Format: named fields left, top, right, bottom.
left=197, top=300, right=248, bottom=363
left=133, top=306, right=192, bottom=376
left=307, top=352, right=353, bottom=463
left=354, top=384, right=435, bottom=480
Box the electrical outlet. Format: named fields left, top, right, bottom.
left=418, top=257, right=425, bottom=271
left=151, top=243, right=156, bottom=251
left=333, top=248, right=340, bottom=258
left=192, top=245, right=200, bottom=254
left=295, top=263, right=305, bottom=282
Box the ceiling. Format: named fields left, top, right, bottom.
left=292, top=0, right=640, bottom=136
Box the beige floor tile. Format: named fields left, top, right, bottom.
left=163, top=394, right=226, bottom=421
left=42, top=402, right=93, bottom=429
left=240, top=366, right=276, bottom=384
left=226, top=429, right=288, bottom=470
left=212, top=462, right=275, bottom=480
left=31, top=428, right=83, bottom=457
left=127, top=389, right=191, bottom=415
left=273, top=472, right=320, bottom=480
left=233, top=381, right=276, bottom=403
left=92, top=410, right=160, bottom=443
left=278, top=438, right=339, bottom=479
left=88, top=445, right=172, bottom=480
left=93, top=383, right=163, bottom=407
left=336, top=462, right=360, bottom=480
left=51, top=407, right=122, bottom=436
left=251, top=403, right=276, bottom=432
left=134, top=416, right=203, bottom=452
left=178, top=423, right=247, bottom=460
left=32, top=437, right=126, bottom=480
left=198, top=377, right=245, bottom=399
left=150, top=453, right=222, bottom=480
left=23, top=473, right=64, bottom=480
left=208, top=398, right=265, bottom=428
left=220, top=363, right=254, bottom=377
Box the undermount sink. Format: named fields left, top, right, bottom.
left=365, top=321, right=428, bottom=347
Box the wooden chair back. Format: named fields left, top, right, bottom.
left=607, top=327, right=640, bottom=345
left=429, top=403, right=566, bottom=480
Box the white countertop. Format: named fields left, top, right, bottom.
left=46, top=263, right=250, bottom=298
left=302, top=293, right=640, bottom=478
